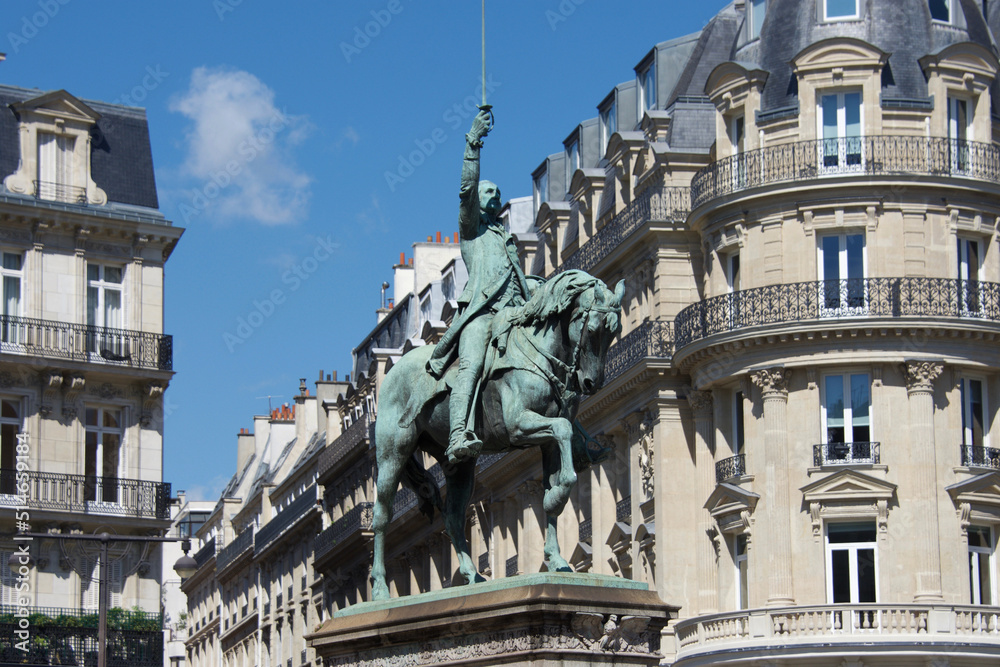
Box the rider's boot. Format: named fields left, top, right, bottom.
left=445, top=369, right=482, bottom=463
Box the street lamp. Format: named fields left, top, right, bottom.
left=21, top=531, right=201, bottom=667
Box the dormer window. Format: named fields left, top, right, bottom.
left=565, top=138, right=579, bottom=186
left=824, top=0, right=859, bottom=20
left=748, top=0, right=766, bottom=40
left=929, top=0, right=950, bottom=22
left=533, top=168, right=548, bottom=214
left=36, top=131, right=79, bottom=203
left=599, top=98, right=617, bottom=148
left=639, top=60, right=656, bottom=114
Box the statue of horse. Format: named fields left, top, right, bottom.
left=370, top=270, right=624, bottom=600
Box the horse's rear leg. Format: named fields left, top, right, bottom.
left=443, top=459, right=486, bottom=585
left=542, top=442, right=574, bottom=572
left=371, top=426, right=414, bottom=601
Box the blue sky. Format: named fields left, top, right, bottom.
left=0, top=0, right=722, bottom=500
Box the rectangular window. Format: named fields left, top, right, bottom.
left=0, top=252, right=23, bottom=345
left=639, top=60, right=656, bottom=113
left=36, top=132, right=75, bottom=202
left=970, top=526, right=995, bottom=605
left=749, top=0, right=767, bottom=40
left=733, top=390, right=745, bottom=455
left=85, top=406, right=123, bottom=503
left=566, top=139, right=579, bottom=187
left=0, top=399, right=22, bottom=495
left=949, top=96, right=971, bottom=173
left=822, top=373, right=872, bottom=463
left=726, top=252, right=742, bottom=327
left=825, top=0, right=859, bottom=20
left=600, top=99, right=617, bottom=148
left=87, top=263, right=125, bottom=359
left=735, top=534, right=749, bottom=609
left=1, top=550, right=18, bottom=605
left=959, top=237, right=983, bottom=315
left=819, top=233, right=866, bottom=313
left=819, top=92, right=863, bottom=171
left=533, top=170, right=548, bottom=214
left=960, top=377, right=987, bottom=448
left=81, top=556, right=122, bottom=610
left=930, top=0, right=951, bottom=22
left=826, top=522, right=877, bottom=603
left=730, top=115, right=747, bottom=189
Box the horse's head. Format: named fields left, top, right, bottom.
left=569, top=278, right=624, bottom=394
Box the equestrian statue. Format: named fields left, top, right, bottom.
left=370, top=108, right=623, bottom=601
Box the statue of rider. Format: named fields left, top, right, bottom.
left=427, top=108, right=531, bottom=463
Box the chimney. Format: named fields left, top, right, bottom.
left=237, top=427, right=254, bottom=472
left=294, top=378, right=317, bottom=445
left=253, top=414, right=271, bottom=462
left=436, top=231, right=442, bottom=243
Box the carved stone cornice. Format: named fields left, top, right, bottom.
left=61, top=373, right=85, bottom=420
left=686, top=389, right=713, bottom=418
left=39, top=371, right=62, bottom=418
left=902, top=360, right=944, bottom=395
left=141, top=381, right=164, bottom=427
left=750, top=367, right=791, bottom=400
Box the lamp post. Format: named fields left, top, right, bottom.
left=18, top=531, right=198, bottom=667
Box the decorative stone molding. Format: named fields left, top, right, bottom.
left=141, top=381, right=164, bottom=427
left=92, top=381, right=124, bottom=400
left=750, top=367, right=791, bottom=399
left=61, top=373, right=85, bottom=419
left=637, top=419, right=655, bottom=501
left=686, top=389, right=713, bottom=417
left=901, top=360, right=944, bottom=395
left=39, top=371, right=62, bottom=417
left=801, top=470, right=896, bottom=542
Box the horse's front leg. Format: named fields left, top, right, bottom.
left=509, top=412, right=578, bottom=572
left=442, top=458, right=486, bottom=585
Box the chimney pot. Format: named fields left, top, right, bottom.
left=399, top=251, right=405, bottom=265
left=436, top=231, right=441, bottom=243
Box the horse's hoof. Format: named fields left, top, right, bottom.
left=371, top=582, right=390, bottom=601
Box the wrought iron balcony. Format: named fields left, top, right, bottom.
left=505, top=555, right=518, bottom=577
left=960, top=444, right=1000, bottom=469
left=579, top=517, right=593, bottom=544
left=314, top=502, right=374, bottom=563
left=254, top=485, right=318, bottom=555
left=0, top=469, right=171, bottom=519
left=216, top=527, right=254, bottom=573
left=193, top=537, right=216, bottom=569
left=317, top=415, right=371, bottom=482
left=478, top=552, right=489, bottom=573
left=691, top=136, right=1000, bottom=209
left=559, top=185, right=690, bottom=275
left=675, top=277, right=1000, bottom=349
left=813, top=442, right=881, bottom=466
left=616, top=496, right=631, bottom=524
left=33, top=179, right=88, bottom=205
left=602, top=319, right=672, bottom=385
left=0, top=314, right=172, bottom=371
left=715, top=454, right=747, bottom=482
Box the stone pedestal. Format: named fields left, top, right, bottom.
left=307, top=573, right=677, bottom=667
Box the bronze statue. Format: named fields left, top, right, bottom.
left=369, top=110, right=623, bottom=601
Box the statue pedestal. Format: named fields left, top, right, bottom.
left=307, top=572, right=678, bottom=667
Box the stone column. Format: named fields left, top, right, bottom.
left=688, top=389, right=718, bottom=615
left=505, top=496, right=520, bottom=576
left=591, top=436, right=618, bottom=575
left=519, top=481, right=545, bottom=573
left=751, top=367, right=795, bottom=606
left=903, top=360, right=945, bottom=602
left=491, top=500, right=506, bottom=578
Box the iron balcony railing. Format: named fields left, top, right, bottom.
left=0, top=624, right=162, bottom=667
left=317, top=415, right=371, bottom=481
left=193, top=537, right=216, bottom=569
left=579, top=518, right=592, bottom=544
left=616, top=496, right=631, bottom=524
left=33, top=179, right=88, bottom=205
left=478, top=552, right=489, bottom=573
left=559, top=185, right=690, bottom=274
left=603, top=319, right=672, bottom=385
left=254, top=485, right=318, bottom=555
left=813, top=442, right=881, bottom=466
left=960, top=444, right=1000, bottom=469
left=691, top=136, right=1000, bottom=209
left=715, top=454, right=747, bottom=482
left=675, top=277, right=1000, bottom=349
left=505, top=555, right=518, bottom=577
left=314, top=502, right=374, bottom=563
left=0, top=314, right=172, bottom=371
left=0, top=469, right=171, bottom=519
left=216, top=527, right=254, bottom=573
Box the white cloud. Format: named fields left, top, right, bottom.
left=171, top=67, right=312, bottom=225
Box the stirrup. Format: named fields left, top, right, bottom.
left=446, top=430, right=483, bottom=463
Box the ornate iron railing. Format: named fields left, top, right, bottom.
left=193, top=537, right=216, bottom=569
left=0, top=469, right=171, bottom=519
left=216, top=527, right=254, bottom=573
left=579, top=518, right=592, bottom=544
left=813, top=442, right=881, bottom=466
left=0, top=624, right=162, bottom=667
left=317, top=415, right=370, bottom=481
left=254, top=485, right=318, bottom=554
left=960, top=444, right=1000, bottom=469
left=0, top=313, right=172, bottom=370
left=616, top=496, right=631, bottom=524
left=691, top=136, right=1000, bottom=209
left=0, top=606, right=162, bottom=630
left=314, top=502, right=374, bottom=563
left=602, top=319, right=672, bottom=385
left=505, top=555, right=518, bottom=577
left=675, top=277, right=1000, bottom=349
left=559, top=185, right=690, bottom=274
left=33, top=179, right=88, bottom=205
left=715, top=454, right=747, bottom=482
left=478, top=552, right=489, bottom=573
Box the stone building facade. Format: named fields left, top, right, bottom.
left=0, top=82, right=182, bottom=664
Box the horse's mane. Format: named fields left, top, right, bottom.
left=511, top=270, right=599, bottom=327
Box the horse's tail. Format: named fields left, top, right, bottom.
left=401, top=453, right=443, bottom=522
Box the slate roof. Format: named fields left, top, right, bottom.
left=0, top=84, right=159, bottom=210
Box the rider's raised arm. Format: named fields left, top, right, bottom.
left=459, top=110, right=491, bottom=240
